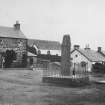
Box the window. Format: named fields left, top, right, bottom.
left=75, top=54, right=78, bottom=57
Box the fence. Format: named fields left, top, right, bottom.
left=32, top=63, right=48, bottom=70
left=42, top=62, right=89, bottom=78
left=72, top=63, right=88, bottom=76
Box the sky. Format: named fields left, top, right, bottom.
left=0, top=0, right=105, bottom=50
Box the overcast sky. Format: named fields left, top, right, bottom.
left=0, top=0, right=105, bottom=50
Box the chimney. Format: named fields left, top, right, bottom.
left=74, top=45, right=80, bottom=50
left=14, top=21, right=20, bottom=30
left=97, top=47, right=101, bottom=52
left=84, top=44, right=90, bottom=50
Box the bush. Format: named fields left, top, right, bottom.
left=92, top=63, right=105, bottom=73
left=4, top=50, right=16, bottom=68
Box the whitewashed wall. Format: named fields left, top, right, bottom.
left=39, top=49, right=61, bottom=56
left=71, top=50, right=92, bottom=71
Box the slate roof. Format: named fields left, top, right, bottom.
left=0, top=26, right=26, bottom=39
left=28, top=39, right=61, bottom=50
left=100, top=51, right=105, bottom=56
left=72, top=49, right=105, bottom=62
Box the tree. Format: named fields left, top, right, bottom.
left=4, top=50, right=16, bottom=68
left=92, top=63, right=105, bottom=73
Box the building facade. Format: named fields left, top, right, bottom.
left=71, top=45, right=105, bottom=71
left=28, top=39, right=61, bottom=63
left=0, top=21, right=27, bottom=68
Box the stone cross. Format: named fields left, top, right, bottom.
left=61, top=34, right=71, bottom=76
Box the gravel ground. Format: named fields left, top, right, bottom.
left=0, top=70, right=104, bottom=105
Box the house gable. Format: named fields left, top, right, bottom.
left=71, top=49, right=92, bottom=62
left=72, top=49, right=105, bottom=62
left=71, top=49, right=92, bottom=63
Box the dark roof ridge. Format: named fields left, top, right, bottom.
left=0, top=25, right=13, bottom=28
left=28, top=38, right=61, bottom=43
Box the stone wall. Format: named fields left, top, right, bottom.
left=0, top=37, right=27, bottom=67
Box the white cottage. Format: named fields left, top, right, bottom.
left=71, top=45, right=105, bottom=71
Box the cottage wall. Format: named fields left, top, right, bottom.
left=0, top=37, right=27, bottom=66
left=38, top=49, right=61, bottom=56
left=71, top=50, right=92, bottom=71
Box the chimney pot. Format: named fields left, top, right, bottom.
left=84, top=44, right=90, bottom=50
left=74, top=45, right=80, bottom=49
left=14, top=21, right=20, bottom=30
left=98, top=47, right=101, bottom=52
